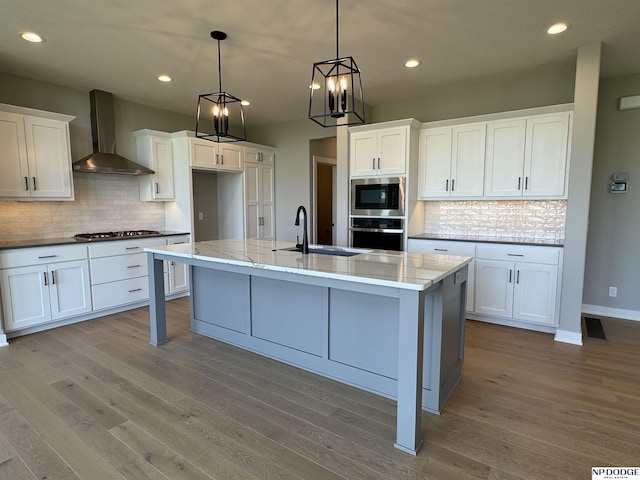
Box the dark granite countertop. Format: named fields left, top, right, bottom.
left=408, top=233, right=563, bottom=247
left=0, top=231, right=190, bottom=250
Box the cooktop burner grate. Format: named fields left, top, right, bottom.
left=74, top=230, right=161, bottom=240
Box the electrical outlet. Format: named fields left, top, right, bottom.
left=609, top=286, right=618, bottom=297
left=198, top=212, right=204, bottom=221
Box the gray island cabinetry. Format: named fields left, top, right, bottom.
left=145, top=239, right=470, bottom=455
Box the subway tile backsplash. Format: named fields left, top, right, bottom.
left=422, top=200, right=566, bottom=242
left=0, top=174, right=165, bottom=241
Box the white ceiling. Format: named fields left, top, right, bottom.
left=3, top=0, right=640, bottom=127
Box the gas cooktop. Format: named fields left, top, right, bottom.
left=74, top=230, right=161, bottom=240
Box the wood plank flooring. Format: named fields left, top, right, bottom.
left=1, top=298, right=639, bottom=479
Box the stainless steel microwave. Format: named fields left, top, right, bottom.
left=351, top=177, right=405, bottom=216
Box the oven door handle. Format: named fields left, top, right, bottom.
left=350, top=227, right=404, bottom=234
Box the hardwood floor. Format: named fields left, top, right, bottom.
left=1, top=298, right=639, bottom=479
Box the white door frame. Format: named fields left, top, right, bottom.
left=312, top=155, right=337, bottom=245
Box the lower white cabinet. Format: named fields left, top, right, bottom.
left=167, top=235, right=190, bottom=294
left=474, top=244, right=560, bottom=326
left=0, top=246, right=91, bottom=331
left=407, top=239, right=475, bottom=312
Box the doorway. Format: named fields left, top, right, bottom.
left=312, top=155, right=337, bottom=245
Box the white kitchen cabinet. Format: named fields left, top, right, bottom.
left=187, top=134, right=243, bottom=172
left=474, top=244, right=560, bottom=326
left=0, top=105, right=75, bottom=200
left=349, top=124, right=410, bottom=177
left=134, top=130, right=175, bottom=201
left=167, top=235, right=190, bottom=294
left=89, top=237, right=166, bottom=311
left=418, top=123, right=486, bottom=198
left=484, top=112, right=571, bottom=198
left=0, top=245, right=91, bottom=331
left=244, top=151, right=275, bottom=240
left=407, top=239, right=476, bottom=312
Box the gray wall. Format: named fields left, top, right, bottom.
left=583, top=73, right=640, bottom=312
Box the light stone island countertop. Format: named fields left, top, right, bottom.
left=145, top=238, right=471, bottom=292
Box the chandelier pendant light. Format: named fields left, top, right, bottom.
left=308, top=0, right=365, bottom=127
left=196, top=30, right=246, bottom=142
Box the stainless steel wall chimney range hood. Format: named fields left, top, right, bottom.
left=72, top=90, right=154, bottom=175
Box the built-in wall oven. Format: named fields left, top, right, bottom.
left=351, top=177, right=405, bottom=217
left=350, top=217, right=404, bottom=251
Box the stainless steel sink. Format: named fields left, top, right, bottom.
left=280, top=245, right=372, bottom=257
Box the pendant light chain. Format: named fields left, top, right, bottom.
left=217, top=36, right=223, bottom=93
left=335, top=0, right=339, bottom=60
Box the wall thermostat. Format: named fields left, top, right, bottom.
left=610, top=172, right=629, bottom=194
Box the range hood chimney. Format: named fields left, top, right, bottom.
left=73, top=90, right=154, bottom=175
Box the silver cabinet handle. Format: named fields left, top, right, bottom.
left=43, top=272, right=48, bottom=286
left=155, top=182, right=159, bottom=194
left=451, top=179, right=455, bottom=191
left=507, top=253, right=524, bottom=257
left=38, top=255, right=57, bottom=259
left=25, top=177, right=29, bottom=190
left=516, top=270, right=520, bottom=284
left=32, top=177, right=37, bottom=190
left=518, top=176, right=521, bottom=190
left=127, top=265, right=142, bottom=268
left=445, top=179, right=449, bottom=192
left=525, top=176, right=529, bottom=190
left=372, top=158, right=375, bottom=170
left=215, top=153, right=219, bottom=165
left=377, top=157, right=381, bottom=170
left=434, top=248, right=448, bottom=252
left=128, top=288, right=142, bottom=293
left=508, top=269, right=512, bottom=283
left=220, top=154, right=224, bottom=165
left=51, top=270, right=56, bottom=285
left=125, top=246, right=140, bottom=250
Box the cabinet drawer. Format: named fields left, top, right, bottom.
left=90, top=253, right=148, bottom=284
left=476, top=244, right=560, bottom=265
left=0, top=244, right=88, bottom=269
left=408, top=239, right=475, bottom=257
left=92, top=277, right=149, bottom=311
left=88, top=238, right=166, bottom=258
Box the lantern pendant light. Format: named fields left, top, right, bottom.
left=308, top=0, right=365, bottom=127
left=196, top=30, right=246, bottom=142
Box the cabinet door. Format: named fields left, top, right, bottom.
left=523, top=113, right=570, bottom=197
left=474, top=259, right=513, bottom=318
left=151, top=136, right=175, bottom=200
left=0, top=265, right=51, bottom=330
left=377, top=127, right=406, bottom=175
left=49, top=260, right=92, bottom=320
left=418, top=127, right=452, bottom=198
left=450, top=124, right=486, bottom=197
left=218, top=143, right=243, bottom=171
left=260, top=164, right=275, bottom=240
left=0, top=111, right=30, bottom=198
left=350, top=131, right=377, bottom=176
left=484, top=119, right=526, bottom=197
left=23, top=116, right=73, bottom=199
left=513, top=263, right=558, bottom=325
left=167, top=235, right=190, bottom=294
left=191, top=139, right=218, bottom=169
left=244, top=163, right=260, bottom=239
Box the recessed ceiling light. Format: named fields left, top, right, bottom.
left=157, top=74, right=172, bottom=82
left=546, top=22, right=570, bottom=35
left=20, top=31, right=44, bottom=43
left=405, top=59, right=421, bottom=68
left=309, top=83, right=321, bottom=90
left=241, top=100, right=251, bottom=106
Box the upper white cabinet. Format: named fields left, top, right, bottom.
left=188, top=135, right=243, bottom=172
left=0, top=105, right=75, bottom=200
left=484, top=112, right=571, bottom=198
left=134, top=129, right=175, bottom=201
left=244, top=146, right=275, bottom=240
left=349, top=120, right=418, bottom=177
left=418, top=124, right=486, bottom=198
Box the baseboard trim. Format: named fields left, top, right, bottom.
left=582, top=304, right=640, bottom=322
left=554, top=329, right=583, bottom=345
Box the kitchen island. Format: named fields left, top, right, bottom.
left=145, top=239, right=470, bottom=455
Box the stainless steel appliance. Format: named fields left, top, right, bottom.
left=351, top=176, right=405, bottom=217
left=74, top=229, right=161, bottom=241
left=350, top=217, right=404, bottom=251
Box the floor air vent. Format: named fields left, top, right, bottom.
left=584, top=317, right=606, bottom=340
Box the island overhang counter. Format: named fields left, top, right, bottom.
left=145, top=238, right=470, bottom=455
